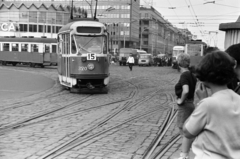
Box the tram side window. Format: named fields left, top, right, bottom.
left=31, top=44, right=39, bottom=52
left=58, top=34, right=63, bottom=54
left=52, top=45, right=57, bottom=53
left=71, top=35, right=77, bottom=54
left=66, top=34, right=70, bottom=54
left=45, top=44, right=50, bottom=53
left=12, top=43, right=19, bottom=51
left=103, top=36, right=107, bottom=54
left=3, top=43, right=9, bottom=51
left=21, top=44, right=28, bottom=52
left=63, top=34, right=70, bottom=55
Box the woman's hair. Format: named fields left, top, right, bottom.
left=225, top=43, right=240, bottom=68
left=195, top=51, right=235, bottom=85
left=177, top=53, right=190, bottom=68
left=203, top=46, right=219, bottom=56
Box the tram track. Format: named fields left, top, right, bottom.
left=0, top=66, right=180, bottom=159
left=142, top=93, right=180, bottom=159
left=0, top=78, right=144, bottom=135
left=0, top=83, right=159, bottom=137
left=18, top=90, right=169, bottom=159
left=0, top=71, right=138, bottom=112
left=38, top=97, right=170, bottom=159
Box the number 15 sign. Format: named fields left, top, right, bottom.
left=87, top=53, right=96, bottom=60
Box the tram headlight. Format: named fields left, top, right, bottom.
left=87, top=63, right=95, bottom=70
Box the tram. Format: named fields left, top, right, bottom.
left=57, top=18, right=110, bottom=93
left=172, top=46, right=185, bottom=69
left=0, top=37, right=57, bottom=67
left=185, top=40, right=207, bottom=68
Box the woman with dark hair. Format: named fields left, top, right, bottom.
left=174, top=53, right=197, bottom=159
left=183, top=51, right=240, bottom=159
left=225, top=43, right=240, bottom=94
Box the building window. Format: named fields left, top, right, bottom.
left=56, top=12, right=63, bottom=25
left=29, top=11, right=37, bottom=23
left=20, top=24, right=28, bottom=32
left=12, top=43, right=19, bottom=51
left=21, top=44, right=28, bottom=52
left=31, top=44, right=39, bottom=52
left=38, top=25, right=43, bottom=32
left=52, top=45, right=57, bottom=53
left=38, top=12, right=46, bottom=23
left=56, top=26, right=62, bottom=33
left=29, top=24, right=37, bottom=32
left=19, top=11, right=28, bottom=19
left=52, top=26, right=56, bottom=33
left=47, top=25, right=51, bottom=33
left=145, top=13, right=149, bottom=18
left=3, top=43, right=9, bottom=51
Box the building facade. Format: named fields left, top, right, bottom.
left=76, top=0, right=140, bottom=54
left=1, top=0, right=192, bottom=56
left=139, top=6, right=191, bottom=56
left=0, top=2, right=86, bottom=38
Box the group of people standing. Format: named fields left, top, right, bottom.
left=174, top=43, right=240, bottom=159
left=153, top=56, right=172, bottom=66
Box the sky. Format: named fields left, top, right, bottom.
left=140, top=0, right=240, bottom=50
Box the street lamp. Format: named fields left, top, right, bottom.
left=140, top=27, right=149, bottom=50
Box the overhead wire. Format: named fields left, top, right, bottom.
left=187, top=0, right=207, bottom=41
left=166, top=0, right=181, bottom=25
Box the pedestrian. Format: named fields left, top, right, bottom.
left=127, top=53, right=135, bottom=71
left=225, top=43, right=240, bottom=94
left=174, top=53, right=197, bottom=159
left=183, top=51, right=240, bottom=159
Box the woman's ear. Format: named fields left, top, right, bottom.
left=234, top=60, right=237, bottom=69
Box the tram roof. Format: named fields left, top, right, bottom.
left=0, top=37, right=57, bottom=43
left=59, top=19, right=105, bottom=33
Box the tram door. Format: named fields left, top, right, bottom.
left=61, top=33, right=71, bottom=87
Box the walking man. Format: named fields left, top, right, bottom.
left=127, top=53, right=135, bottom=71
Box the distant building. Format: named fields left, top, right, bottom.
left=139, top=6, right=191, bottom=56
left=219, top=15, right=240, bottom=49
left=0, top=2, right=86, bottom=38
left=73, top=0, right=141, bottom=54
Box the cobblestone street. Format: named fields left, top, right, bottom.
left=0, top=65, right=191, bottom=159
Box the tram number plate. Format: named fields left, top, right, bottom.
left=87, top=53, right=96, bottom=60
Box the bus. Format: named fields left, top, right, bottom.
left=172, top=46, right=185, bottom=69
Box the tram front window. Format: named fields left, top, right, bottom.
left=74, top=36, right=105, bottom=54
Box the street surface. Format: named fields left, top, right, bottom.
left=0, top=68, right=55, bottom=100
left=0, top=64, right=196, bottom=159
